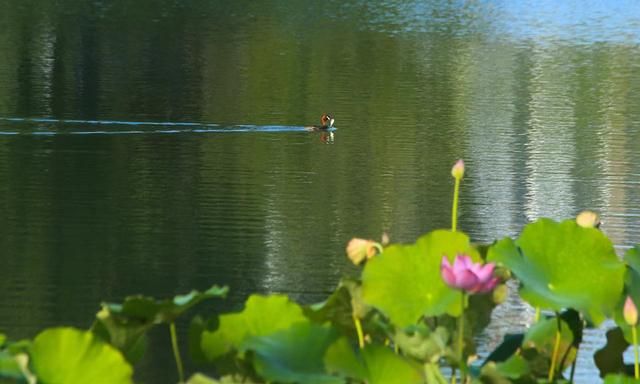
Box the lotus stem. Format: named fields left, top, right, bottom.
left=458, top=292, right=466, bottom=382
left=633, top=325, right=639, bottom=379
left=569, top=349, right=577, bottom=383
left=534, top=307, right=540, bottom=323
left=548, top=316, right=562, bottom=382
left=170, top=322, right=185, bottom=383
left=353, top=314, right=365, bottom=349
left=452, top=177, right=461, bottom=232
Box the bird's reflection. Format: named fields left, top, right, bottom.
left=320, top=131, right=335, bottom=144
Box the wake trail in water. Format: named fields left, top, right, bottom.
left=0, top=117, right=336, bottom=135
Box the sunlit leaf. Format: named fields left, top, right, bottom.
left=488, top=219, right=624, bottom=325
left=241, top=323, right=342, bottom=384
left=0, top=350, right=26, bottom=382
left=186, top=373, right=260, bottom=384
left=362, top=230, right=481, bottom=327
left=604, top=374, right=640, bottom=384
left=201, top=294, right=308, bottom=361
left=31, top=327, right=133, bottom=384
left=325, top=339, right=423, bottom=384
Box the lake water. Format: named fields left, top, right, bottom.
left=1, top=1, right=639, bottom=382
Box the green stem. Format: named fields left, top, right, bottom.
left=170, top=322, right=185, bottom=383
left=633, top=325, right=639, bottom=379
left=569, top=348, right=577, bottom=383
left=548, top=316, right=562, bottom=382
left=534, top=307, right=540, bottom=323
left=458, top=293, right=465, bottom=382
left=452, top=177, right=461, bottom=232
left=353, top=315, right=364, bottom=349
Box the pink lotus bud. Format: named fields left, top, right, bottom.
left=441, top=254, right=498, bottom=294
left=576, top=210, right=601, bottom=228
left=346, top=238, right=381, bottom=265
left=451, top=159, right=465, bottom=179
left=625, top=296, right=638, bottom=326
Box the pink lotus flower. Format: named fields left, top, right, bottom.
left=441, top=254, right=498, bottom=294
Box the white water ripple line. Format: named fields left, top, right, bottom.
left=0, top=117, right=337, bottom=135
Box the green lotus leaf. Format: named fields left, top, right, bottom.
left=30, top=327, right=133, bottom=384
left=324, top=338, right=423, bottom=384
left=93, top=284, right=227, bottom=362
left=614, top=247, right=640, bottom=344
left=240, top=323, right=341, bottom=384
left=304, top=280, right=359, bottom=336
left=480, top=355, right=530, bottom=382
left=0, top=334, right=5, bottom=347
left=186, top=373, right=260, bottom=384
left=201, top=294, right=308, bottom=361
left=362, top=230, right=481, bottom=327
left=0, top=350, right=26, bottom=381
left=393, top=324, right=450, bottom=363
left=488, top=219, right=624, bottom=325
left=594, top=327, right=634, bottom=378
left=101, top=284, right=228, bottom=324
left=186, top=373, right=219, bottom=384
left=604, top=374, right=640, bottom=384
left=523, top=316, right=575, bottom=377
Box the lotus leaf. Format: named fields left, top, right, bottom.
left=304, top=280, right=360, bottom=337
left=30, top=327, right=133, bottom=384
left=604, top=374, right=640, bottom=384
left=324, top=338, right=423, bottom=384
left=0, top=350, right=26, bottom=381
left=100, top=284, right=228, bottom=324
left=615, top=247, right=640, bottom=344
left=488, top=219, right=624, bottom=325
left=594, top=327, right=634, bottom=378
left=480, top=357, right=531, bottom=383
left=93, top=284, right=227, bottom=362
left=241, top=323, right=341, bottom=384
left=201, top=294, right=308, bottom=361
left=393, top=324, right=450, bottom=363
left=362, top=230, right=481, bottom=327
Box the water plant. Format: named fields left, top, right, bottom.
left=2, top=160, right=640, bottom=383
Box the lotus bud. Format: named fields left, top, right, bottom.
left=381, top=232, right=390, bottom=246
left=625, top=296, right=638, bottom=326
left=576, top=210, right=601, bottom=228
left=492, top=284, right=509, bottom=304
left=346, top=238, right=381, bottom=265
left=451, top=159, right=465, bottom=180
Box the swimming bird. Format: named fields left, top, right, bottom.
left=305, top=113, right=334, bottom=131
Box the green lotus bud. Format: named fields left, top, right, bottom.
left=492, top=284, right=509, bottom=304
left=451, top=159, right=465, bottom=180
